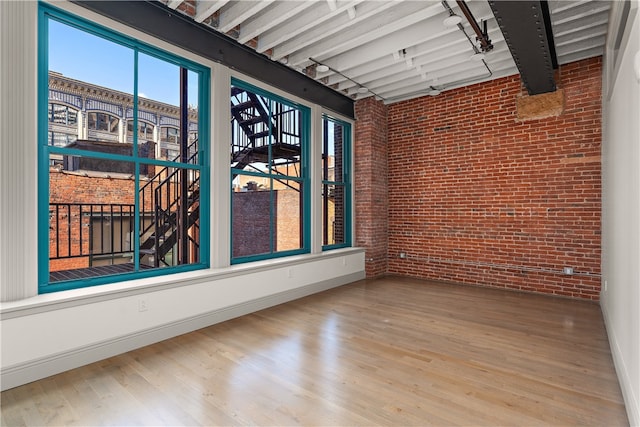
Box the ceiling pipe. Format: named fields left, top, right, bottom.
left=456, top=0, right=493, bottom=52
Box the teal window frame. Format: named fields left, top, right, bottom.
left=321, top=115, right=352, bottom=250
left=38, top=4, right=211, bottom=293
left=230, top=78, right=311, bottom=264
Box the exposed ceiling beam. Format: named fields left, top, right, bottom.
left=323, top=9, right=496, bottom=78
left=550, top=1, right=610, bottom=25
left=217, top=1, right=274, bottom=34
left=167, top=0, right=183, bottom=10
left=377, top=59, right=515, bottom=101
left=314, top=7, right=453, bottom=72
left=329, top=27, right=505, bottom=90
left=554, top=25, right=607, bottom=48
left=326, top=29, right=483, bottom=86
left=237, top=1, right=315, bottom=45
left=489, top=0, right=557, bottom=95
left=339, top=42, right=512, bottom=93
left=289, top=3, right=442, bottom=64
left=272, top=0, right=403, bottom=62
left=194, top=0, right=231, bottom=23
left=257, top=0, right=364, bottom=55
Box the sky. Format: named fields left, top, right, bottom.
left=49, top=19, right=198, bottom=107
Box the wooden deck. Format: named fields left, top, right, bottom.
left=0, top=276, right=629, bottom=426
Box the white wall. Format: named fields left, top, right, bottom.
left=601, top=3, right=640, bottom=426
left=0, top=1, right=364, bottom=391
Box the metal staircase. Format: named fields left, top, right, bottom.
left=230, top=87, right=302, bottom=178
left=138, top=139, right=200, bottom=267
left=138, top=87, right=302, bottom=267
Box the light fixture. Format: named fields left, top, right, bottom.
left=443, top=13, right=462, bottom=27
left=357, top=86, right=369, bottom=94
left=316, top=64, right=329, bottom=73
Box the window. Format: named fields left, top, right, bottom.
left=39, top=4, right=210, bottom=293
left=49, top=103, right=77, bottom=125
left=127, top=120, right=154, bottom=142
left=48, top=131, right=76, bottom=147
left=161, top=126, right=180, bottom=144
left=322, top=116, right=351, bottom=249
left=87, top=111, right=119, bottom=133
left=230, top=80, right=310, bottom=262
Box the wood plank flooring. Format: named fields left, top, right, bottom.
left=1, top=276, right=629, bottom=426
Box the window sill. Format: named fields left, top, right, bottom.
left=1, top=247, right=365, bottom=319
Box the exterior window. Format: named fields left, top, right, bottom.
left=49, top=103, right=77, bottom=125
left=161, top=126, right=180, bottom=144
left=230, top=80, right=309, bottom=262
left=160, top=126, right=180, bottom=160
left=39, top=5, right=210, bottom=293
left=87, top=112, right=119, bottom=133
left=322, top=116, right=351, bottom=249
left=127, top=120, right=154, bottom=141
left=48, top=131, right=76, bottom=146
left=47, top=103, right=78, bottom=153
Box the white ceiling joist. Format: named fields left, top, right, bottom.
left=155, top=0, right=610, bottom=104
left=272, top=0, right=404, bottom=62
left=237, top=1, right=315, bottom=45
left=257, top=0, right=364, bottom=55
left=217, top=0, right=275, bottom=34
left=288, top=3, right=444, bottom=69
left=194, top=0, right=231, bottom=23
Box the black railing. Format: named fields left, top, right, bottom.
left=49, top=202, right=135, bottom=259
left=230, top=88, right=303, bottom=189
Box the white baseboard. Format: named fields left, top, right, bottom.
left=1, top=271, right=364, bottom=391
left=601, top=300, right=640, bottom=427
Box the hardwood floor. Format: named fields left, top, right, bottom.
left=1, top=276, right=628, bottom=426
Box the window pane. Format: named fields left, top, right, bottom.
left=323, top=184, right=345, bottom=246
left=232, top=178, right=273, bottom=258
left=49, top=19, right=133, bottom=156
left=274, top=180, right=303, bottom=252
left=323, top=119, right=344, bottom=182
left=322, top=117, right=349, bottom=249
left=139, top=164, right=201, bottom=268
left=48, top=154, right=137, bottom=282
left=230, top=84, right=306, bottom=261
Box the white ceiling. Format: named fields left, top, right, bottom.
left=163, top=0, right=611, bottom=104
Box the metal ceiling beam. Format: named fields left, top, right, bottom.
left=70, top=1, right=354, bottom=119
left=488, top=1, right=558, bottom=95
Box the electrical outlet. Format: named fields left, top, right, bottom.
left=138, top=299, right=148, bottom=312
left=399, top=252, right=407, bottom=259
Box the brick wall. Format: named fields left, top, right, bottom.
left=379, top=57, right=602, bottom=299
left=232, top=191, right=271, bottom=258
left=232, top=189, right=301, bottom=258
left=49, top=170, right=137, bottom=271
left=354, top=97, right=389, bottom=277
